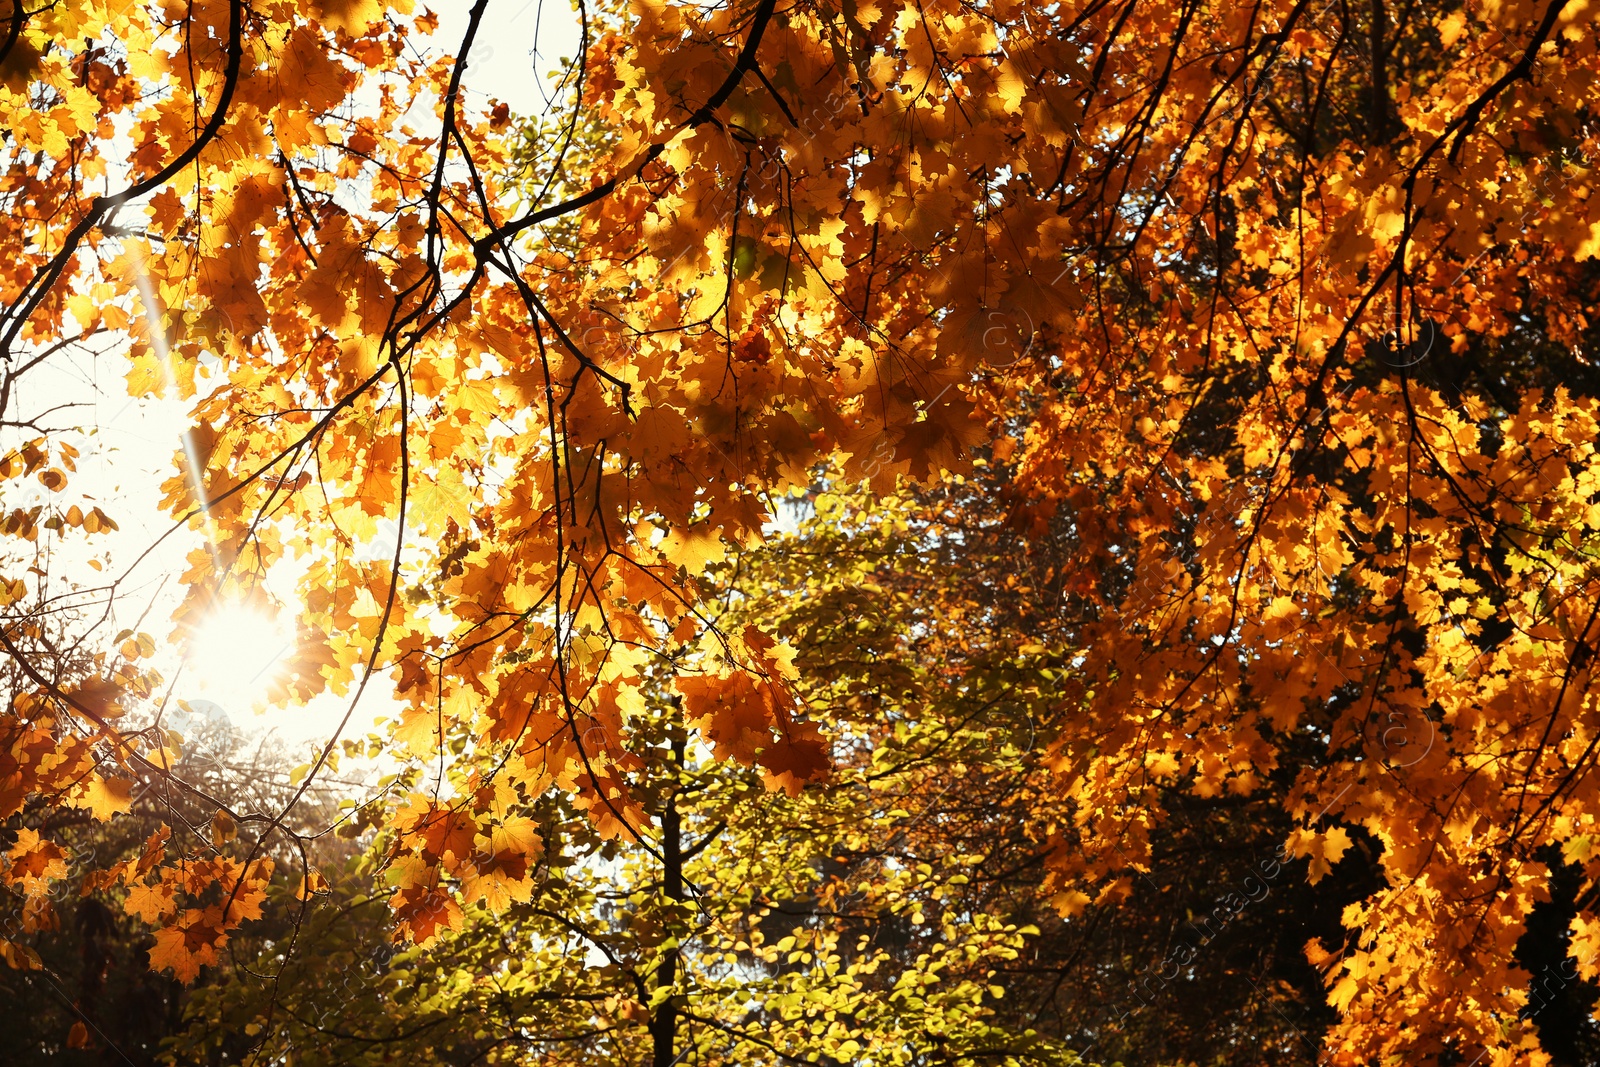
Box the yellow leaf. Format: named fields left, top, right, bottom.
left=124, top=881, right=177, bottom=923
left=660, top=523, right=727, bottom=575
left=994, top=59, right=1026, bottom=113
left=1051, top=889, right=1092, bottom=917
left=1322, top=826, right=1352, bottom=865
left=1436, top=10, right=1466, bottom=49
left=82, top=776, right=133, bottom=821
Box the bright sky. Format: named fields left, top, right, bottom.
left=436, top=0, right=585, bottom=116
left=5, top=2, right=582, bottom=755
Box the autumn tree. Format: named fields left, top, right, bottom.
left=1, top=709, right=361, bottom=1065
left=2, top=0, right=1600, bottom=1064
left=149, top=655, right=1071, bottom=1067
left=740, top=466, right=1586, bottom=1067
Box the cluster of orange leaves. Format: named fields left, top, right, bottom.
left=0, top=0, right=1599, bottom=1061
left=81, top=826, right=273, bottom=983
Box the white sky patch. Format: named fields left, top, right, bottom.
left=430, top=0, right=584, bottom=119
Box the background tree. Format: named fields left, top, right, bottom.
left=157, top=656, right=1075, bottom=1067
left=730, top=471, right=1475, bottom=1066
left=1, top=710, right=361, bottom=1064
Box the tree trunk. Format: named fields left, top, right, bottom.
left=649, top=734, right=686, bottom=1067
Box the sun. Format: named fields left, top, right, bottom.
left=184, top=603, right=296, bottom=711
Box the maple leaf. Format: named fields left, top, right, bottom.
left=460, top=851, right=534, bottom=912
left=397, top=794, right=480, bottom=866
left=758, top=729, right=831, bottom=797
left=147, top=917, right=224, bottom=985
left=1052, top=890, right=1093, bottom=917
left=69, top=678, right=125, bottom=720
left=5, top=829, right=67, bottom=894
left=293, top=869, right=328, bottom=901
left=134, top=827, right=170, bottom=877
left=124, top=881, right=178, bottom=923
left=310, top=0, right=391, bottom=34
left=393, top=889, right=463, bottom=947
left=278, top=26, right=351, bottom=114
left=392, top=704, right=442, bottom=753
left=1285, top=827, right=1354, bottom=885
left=660, top=522, right=728, bottom=575
left=486, top=815, right=543, bottom=859
left=79, top=775, right=133, bottom=821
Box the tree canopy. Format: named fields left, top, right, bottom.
left=4, top=0, right=1600, bottom=1062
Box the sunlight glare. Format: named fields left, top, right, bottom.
left=185, top=604, right=295, bottom=711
